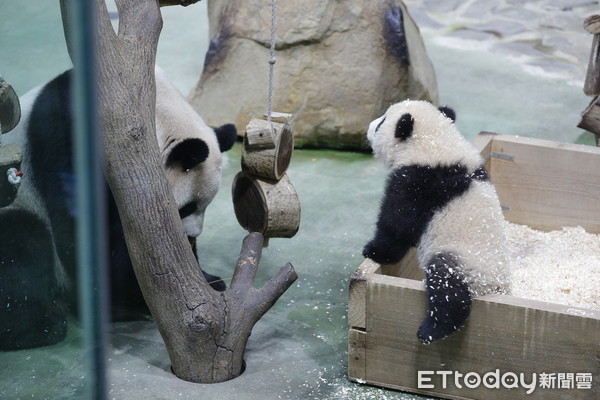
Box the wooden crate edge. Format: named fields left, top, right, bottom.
left=475, top=131, right=600, bottom=155
left=348, top=258, right=380, bottom=330
left=475, top=132, right=600, bottom=232
left=358, top=269, right=600, bottom=400
left=369, top=262, right=600, bottom=318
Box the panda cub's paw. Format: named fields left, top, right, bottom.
left=417, top=253, right=472, bottom=344
left=362, top=238, right=407, bottom=265
left=362, top=242, right=393, bottom=265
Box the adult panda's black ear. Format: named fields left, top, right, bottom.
left=166, top=138, right=209, bottom=172
left=395, top=113, right=414, bottom=141
left=438, top=106, right=456, bottom=122
left=214, top=123, right=237, bottom=152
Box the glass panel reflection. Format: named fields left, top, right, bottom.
left=0, top=2, right=103, bottom=399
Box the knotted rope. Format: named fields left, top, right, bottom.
left=267, top=0, right=277, bottom=128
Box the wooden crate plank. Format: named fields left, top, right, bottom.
left=379, top=247, right=423, bottom=281
left=348, top=259, right=379, bottom=330
left=361, top=272, right=600, bottom=400
left=472, top=131, right=495, bottom=155
left=348, top=328, right=366, bottom=382
left=479, top=134, right=600, bottom=232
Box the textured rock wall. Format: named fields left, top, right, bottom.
left=189, top=0, right=438, bottom=149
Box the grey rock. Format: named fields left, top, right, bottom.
left=541, top=35, right=572, bottom=49
left=494, top=6, right=542, bottom=21
left=406, top=7, right=444, bottom=30
left=444, top=29, right=499, bottom=42
left=189, top=0, right=438, bottom=149
left=471, top=20, right=533, bottom=38
left=491, top=42, right=549, bottom=58
left=423, top=0, right=464, bottom=14
left=462, top=0, right=498, bottom=19
left=527, top=60, right=581, bottom=75
left=542, top=0, right=598, bottom=11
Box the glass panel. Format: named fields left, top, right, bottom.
left=0, top=2, right=105, bottom=399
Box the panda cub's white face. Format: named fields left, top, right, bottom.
left=367, top=100, right=482, bottom=172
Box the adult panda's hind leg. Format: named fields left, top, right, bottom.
left=417, top=252, right=472, bottom=344
left=0, top=209, right=67, bottom=350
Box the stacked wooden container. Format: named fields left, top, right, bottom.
left=232, top=113, right=300, bottom=245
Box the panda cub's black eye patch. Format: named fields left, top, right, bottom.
left=395, top=113, right=414, bottom=141
left=178, top=202, right=198, bottom=219
left=376, top=116, right=386, bottom=132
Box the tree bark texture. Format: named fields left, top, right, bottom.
left=89, top=0, right=296, bottom=383
left=584, top=15, right=600, bottom=96
left=0, top=75, right=21, bottom=134
left=578, top=95, right=600, bottom=146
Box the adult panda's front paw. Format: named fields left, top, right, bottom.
left=0, top=209, right=68, bottom=350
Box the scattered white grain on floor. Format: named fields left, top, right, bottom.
left=505, top=222, right=600, bottom=310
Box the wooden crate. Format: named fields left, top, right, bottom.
left=348, top=133, right=600, bottom=400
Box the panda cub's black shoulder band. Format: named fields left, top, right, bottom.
left=470, top=165, right=490, bottom=182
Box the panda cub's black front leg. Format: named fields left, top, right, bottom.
left=362, top=231, right=411, bottom=265
left=417, top=252, right=472, bottom=344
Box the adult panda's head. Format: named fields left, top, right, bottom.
left=154, top=67, right=237, bottom=243
left=367, top=100, right=481, bottom=171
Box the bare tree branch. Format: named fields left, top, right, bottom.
left=57, top=0, right=299, bottom=383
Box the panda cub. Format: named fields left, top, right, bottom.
left=363, top=100, right=509, bottom=344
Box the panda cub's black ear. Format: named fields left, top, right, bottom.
left=395, top=113, right=414, bottom=141
left=438, top=106, right=456, bottom=122
left=166, top=138, right=210, bottom=172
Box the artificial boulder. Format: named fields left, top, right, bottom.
left=188, top=0, right=438, bottom=150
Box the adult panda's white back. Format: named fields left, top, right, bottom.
left=154, top=66, right=226, bottom=239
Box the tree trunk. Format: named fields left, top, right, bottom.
left=64, top=0, right=297, bottom=383
left=583, top=15, right=600, bottom=97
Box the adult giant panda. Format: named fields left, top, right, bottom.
left=363, top=100, right=509, bottom=344
left=0, top=67, right=236, bottom=350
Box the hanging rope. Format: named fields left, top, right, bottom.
left=267, top=0, right=277, bottom=128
